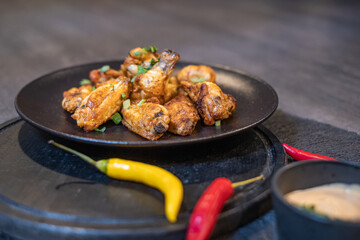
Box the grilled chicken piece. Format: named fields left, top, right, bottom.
left=72, top=77, right=130, bottom=131
left=89, top=68, right=124, bottom=86
left=62, top=85, right=92, bottom=113
left=164, top=95, right=200, bottom=136
left=121, top=47, right=160, bottom=79
left=181, top=81, right=237, bottom=126
left=121, top=103, right=170, bottom=140
left=131, top=49, right=180, bottom=104
left=164, top=76, right=179, bottom=102
left=177, top=65, right=216, bottom=84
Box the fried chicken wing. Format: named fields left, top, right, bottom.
left=177, top=65, right=216, bottom=84
left=121, top=103, right=170, bottom=140
left=131, top=49, right=180, bottom=104
left=120, top=47, right=160, bottom=78
left=71, top=76, right=130, bottom=131
left=164, top=95, right=200, bottom=136
left=62, top=85, right=92, bottom=113
left=89, top=68, right=124, bottom=86
left=181, top=81, right=237, bottom=126
left=164, top=76, right=179, bottom=102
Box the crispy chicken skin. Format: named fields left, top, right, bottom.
left=164, top=95, right=200, bottom=136
left=164, top=76, right=179, bottom=102
left=131, top=49, right=180, bottom=104
left=177, top=65, right=216, bottom=83
left=89, top=68, right=124, bottom=86
left=181, top=81, right=237, bottom=126
left=62, top=85, right=92, bottom=113
left=71, top=77, right=130, bottom=131
left=120, top=47, right=160, bottom=78
left=121, top=103, right=170, bottom=140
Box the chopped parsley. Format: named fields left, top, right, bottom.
left=110, top=84, right=114, bottom=92
left=121, top=93, right=126, bottom=99
left=146, top=58, right=159, bottom=70
left=190, top=77, right=206, bottom=83
left=145, top=45, right=158, bottom=53
left=91, top=86, right=96, bottom=91
left=137, top=65, right=148, bottom=75
left=150, top=58, right=157, bottom=65
left=100, top=65, right=110, bottom=73
left=80, top=79, right=91, bottom=85
left=130, top=46, right=159, bottom=81
left=132, top=58, right=158, bottom=80
left=111, top=112, right=122, bottom=125
left=133, top=45, right=158, bottom=56
left=94, top=127, right=106, bottom=132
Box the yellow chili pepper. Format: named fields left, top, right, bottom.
left=48, top=140, right=183, bottom=223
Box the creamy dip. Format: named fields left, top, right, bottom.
left=285, top=183, right=360, bottom=222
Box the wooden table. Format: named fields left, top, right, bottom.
left=1, top=1, right=359, bottom=239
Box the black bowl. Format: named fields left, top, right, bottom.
left=271, top=161, right=360, bottom=240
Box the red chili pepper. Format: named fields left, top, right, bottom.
left=186, top=175, right=264, bottom=240
left=282, top=143, right=337, bottom=161
left=186, top=178, right=233, bottom=240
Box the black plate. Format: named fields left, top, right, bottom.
left=15, top=61, right=278, bottom=147
left=0, top=118, right=286, bottom=239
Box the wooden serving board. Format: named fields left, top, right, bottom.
left=0, top=119, right=286, bottom=240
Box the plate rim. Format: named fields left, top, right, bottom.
left=15, top=60, right=278, bottom=147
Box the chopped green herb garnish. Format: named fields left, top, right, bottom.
left=300, top=205, right=328, bottom=218
left=131, top=76, right=136, bottom=83
left=215, top=120, right=221, bottom=127
left=146, top=58, right=159, bottom=70
left=111, top=112, right=122, bottom=125
left=150, top=58, right=157, bottom=65
left=91, top=86, right=96, bottom=91
left=302, top=205, right=316, bottom=212
left=191, top=77, right=206, bottom=83
left=137, top=65, right=148, bottom=75
left=110, top=84, right=114, bottom=92
left=100, top=65, right=110, bottom=73
left=146, top=45, right=158, bottom=53
left=128, top=52, right=131, bottom=56
left=134, top=50, right=148, bottom=56
left=121, top=93, right=126, bottom=99
left=137, top=99, right=146, bottom=106
left=123, top=99, right=131, bottom=110
left=94, top=127, right=106, bottom=132
left=133, top=46, right=157, bottom=56
left=80, top=79, right=91, bottom=85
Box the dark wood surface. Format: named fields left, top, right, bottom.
left=1, top=0, right=359, bottom=239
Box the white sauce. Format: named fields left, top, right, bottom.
left=285, top=183, right=360, bottom=222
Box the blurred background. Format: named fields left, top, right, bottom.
left=1, top=0, right=359, bottom=134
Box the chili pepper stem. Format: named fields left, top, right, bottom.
left=49, top=140, right=98, bottom=167
left=231, top=175, right=264, bottom=188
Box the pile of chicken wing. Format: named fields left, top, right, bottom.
left=61, top=47, right=237, bottom=140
